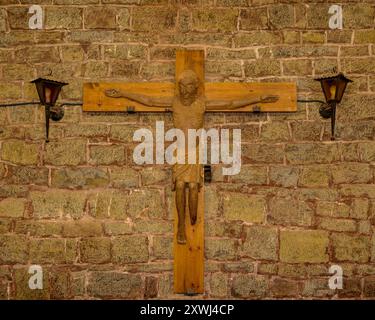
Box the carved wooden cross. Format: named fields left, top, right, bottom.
left=83, top=50, right=296, bottom=295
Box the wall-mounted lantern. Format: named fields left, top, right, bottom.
left=31, top=78, right=68, bottom=142
left=314, top=73, right=353, bottom=140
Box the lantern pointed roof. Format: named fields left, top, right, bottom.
left=30, top=78, right=68, bottom=86
left=314, top=72, right=353, bottom=83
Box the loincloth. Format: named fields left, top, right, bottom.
left=172, top=163, right=203, bottom=184
left=171, top=129, right=204, bottom=185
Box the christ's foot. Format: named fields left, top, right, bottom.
left=177, top=228, right=187, bottom=244
left=190, top=214, right=197, bottom=225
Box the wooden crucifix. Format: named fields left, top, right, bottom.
left=83, top=50, right=297, bottom=295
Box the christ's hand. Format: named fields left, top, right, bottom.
left=105, top=89, right=123, bottom=98
left=260, top=95, right=279, bottom=103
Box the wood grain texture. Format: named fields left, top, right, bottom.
left=83, top=82, right=174, bottom=112
left=173, top=50, right=205, bottom=295
left=173, top=186, right=204, bottom=294
left=83, top=82, right=297, bottom=113
left=81, top=49, right=298, bottom=295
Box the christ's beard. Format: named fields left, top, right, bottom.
left=180, top=95, right=197, bottom=106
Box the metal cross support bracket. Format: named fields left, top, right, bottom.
left=126, top=106, right=136, bottom=114
left=252, top=105, right=261, bottom=113
left=204, top=165, right=212, bottom=183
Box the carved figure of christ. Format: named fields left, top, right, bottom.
left=105, top=69, right=278, bottom=245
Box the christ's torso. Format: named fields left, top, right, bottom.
left=172, top=96, right=205, bottom=134
left=171, top=96, right=205, bottom=184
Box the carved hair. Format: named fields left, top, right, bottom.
left=177, top=69, right=199, bottom=85
left=175, top=69, right=201, bottom=97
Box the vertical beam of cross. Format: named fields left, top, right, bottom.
left=173, top=50, right=205, bottom=295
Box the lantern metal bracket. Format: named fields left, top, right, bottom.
left=297, top=73, right=353, bottom=141
left=0, top=101, right=82, bottom=142
left=30, top=78, right=69, bottom=142
left=296, top=99, right=326, bottom=105
left=44, top=102, right=83, bottom=142
left=0, top=102, right=41, bottom=108
left=204, top=164, right=212, bottom=184
left=297, top=99, right=337, bottom=141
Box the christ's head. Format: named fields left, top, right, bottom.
left=177, top=70, right=199, bottom=106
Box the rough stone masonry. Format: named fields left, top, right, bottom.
left=0, top=0, right=375, bottom=299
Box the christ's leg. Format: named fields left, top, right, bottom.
left=188, top=182, right=198, bottom=225
left=175, top=181, right=187, bottom=244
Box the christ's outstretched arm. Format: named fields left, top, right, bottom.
left=206, top=95, right=279, bottom=110
left=105, top=89, right=173, bottom=108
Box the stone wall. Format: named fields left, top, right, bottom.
left=1, top=0, right=375, bottom=299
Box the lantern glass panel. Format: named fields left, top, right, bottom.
left=45, top=87, right=52, bottom=105
left=31, top=78, right=68, bottom=106
left=335, top=80, right=348, bottom=103
left=316, top=74, right=353, bottom=104
left=46, top=84, right=62, bottom=106
left=321, top=79, right=336, bottom=103
left=34, top=81, right=46, bottom=105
